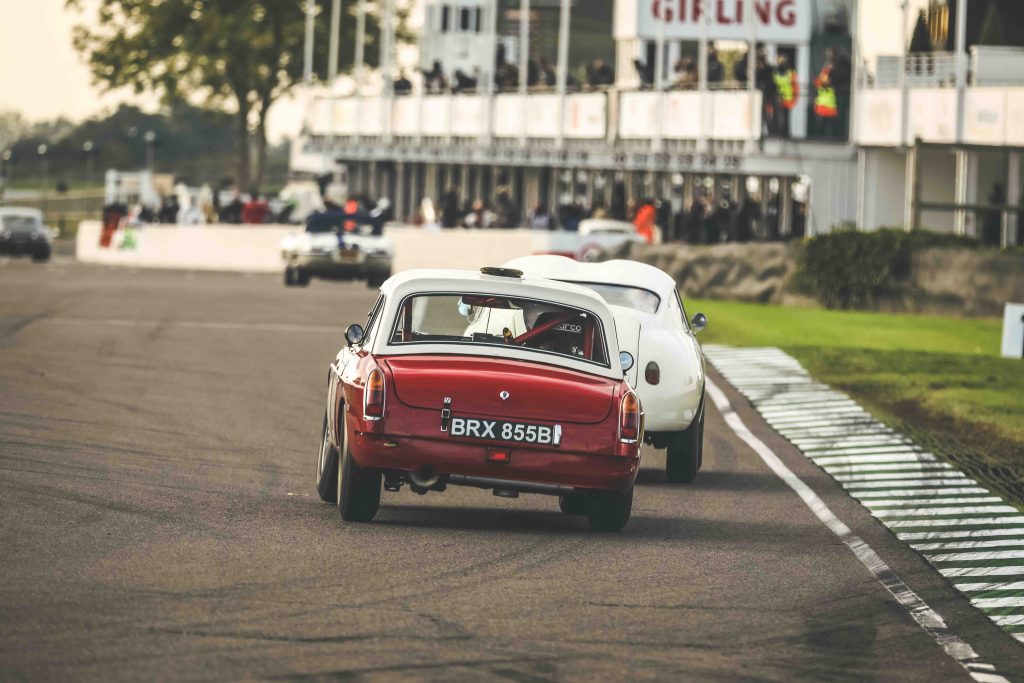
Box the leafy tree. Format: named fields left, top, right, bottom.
left=978, top=3, right=1007, bottom=46
left=908, top=10, right=932, bottom=53
left=0, top=109, right=30, bottom=152
left=68, top=1, right=408, bottom=190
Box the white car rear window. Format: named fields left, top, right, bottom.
left=568, top=282, right=660, bottom=315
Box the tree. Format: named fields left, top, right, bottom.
left=908, top=10, right=932, bottom=53
left=978, top=3, right=1007, bottom=46
left=0, top=109, right=30, bottom=152
left=69, top=1, right=408, bottom=190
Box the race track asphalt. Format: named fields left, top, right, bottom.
left=2, top=259, right=1023, bottom=682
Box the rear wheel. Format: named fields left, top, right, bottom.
left=284, top=267, right=296, bottom=287
left=666, top=397, right=704, bottom=484
left=558, top=493, right=588, bottom=515
left=32, top=246, right=51, bottom=263
left=337, top=416, right=381, bottom=522
left=366, top=269, right=390, bottom=288
left=586, top=487, right=633, bottom=531
left=315, top=413, right=339, bottom=502
left=295, top=267, right=311, bottom=287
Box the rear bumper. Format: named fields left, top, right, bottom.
left=350, top=431, right=640, bottom=493
left=0, top=239, right=49, bottom=255
left=288, top=252, right=390, bottom=279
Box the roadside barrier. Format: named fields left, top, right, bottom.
left=76, top=221, right=638, bottom=274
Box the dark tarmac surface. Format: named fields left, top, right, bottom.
left=2, top=259, right=1023, bottom=681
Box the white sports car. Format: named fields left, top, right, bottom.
left=505, top=255, right=707, bottom=482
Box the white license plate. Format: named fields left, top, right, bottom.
left=447, top=417, right=562, bottom=446
left=333, top=248, right=360, bottom=263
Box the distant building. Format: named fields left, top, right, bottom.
left=291, top=0, right=1024, bottom=245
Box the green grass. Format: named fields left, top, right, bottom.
left=690, top=298, right=1024, bottom=504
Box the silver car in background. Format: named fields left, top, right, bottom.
left=0, top=207, right=53, bottom=262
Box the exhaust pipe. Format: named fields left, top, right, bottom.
left=408, top=466, right=440, bottom=489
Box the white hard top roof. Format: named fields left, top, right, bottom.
left=0, top=207, right=43, bottom=219
left=373, top=268, right=624, bottom=380
left=503, top=255, right=678, bottom=298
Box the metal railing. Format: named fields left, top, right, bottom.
left=868, top=53, right=958, bottom=89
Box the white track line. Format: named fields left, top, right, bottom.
left=916, top=540, right=1024, bottom=551
left=41, top=317, right=340, bottom=334
left=706, top=379, right=1008, bottom=683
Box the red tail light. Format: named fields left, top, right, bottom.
left=364, top=368, right=385, bottom=420
left=619, top=391, right=640, bottom=444
left=645, top=361, right=660, bottom=385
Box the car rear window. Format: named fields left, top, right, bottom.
left=567, top=282, right=660, bottom=314
left=2, top=216, right=40, bottom=233
left=390, top=293, right=610, bottom=367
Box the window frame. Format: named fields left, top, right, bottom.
left=386, top=290, right=613, bottom=370
left=559, top=279, right=662, bottom=315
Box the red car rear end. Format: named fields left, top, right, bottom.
left=315, top=268, right=643, bottom=531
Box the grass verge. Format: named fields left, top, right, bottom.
left=689, top=298, right=1024, bottom=506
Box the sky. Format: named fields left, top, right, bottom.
left=0, top=0, right=925, bottom=142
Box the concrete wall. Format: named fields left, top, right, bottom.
left=605, top=242, right=800, bottom=304
left=611, top=241, right=1024, bottom=317
left=77, top=221, right=639, bottom=275
left=76, top=221, right=291, bottom=272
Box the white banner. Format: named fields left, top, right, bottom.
left=909, top=89, right=956, bottom=144
left=421, top=97, right=451, bottom=137
left=1006, top=89, right=1024, bottom=147
left=564, top=93, right=607, bottom=139
left=630, top=0, right=811, bottom=43
left=451, top=96, right=485, bottom=137
left=493, top=95, right=524, bottom=138
left=856, top=90, right=901, bottom=147
left=391, top=97, right=418, bottom=136
left=526, top=94, right=561, bottom=138
left=964, top=88, right=1007, bottom=146
left=619, top=92, right=659, bottom=139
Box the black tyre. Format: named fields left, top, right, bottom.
left=366, top=270, right=390, bottom=288
left=558, top=493, right=588, bottom=515
left=32, top=247, right=51, bottom=263
left=295, top=267, right=311, bottom=287
left=315, top=412, right=339, bottom=502
left=666, top=397, right=704, bottom=484
left=284, top=267, right=296, bottom=286
left=697, top=407, right=706, bottom=470
left=337, top=417, right=381, bottom=522
left=586, top=487, right=633, bottom=532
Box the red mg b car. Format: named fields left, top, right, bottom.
left=315, top=267, right=644, bottom=531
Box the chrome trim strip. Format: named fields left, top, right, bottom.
left=446, top=475, right=575, bottom=496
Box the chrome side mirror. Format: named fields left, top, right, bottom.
left=345, top=323, right=365, bottom=346
left=690, top=312, right=708, bottom=333
left=619, top=351, right=634, bottom=373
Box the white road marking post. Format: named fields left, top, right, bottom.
left=706, top=379, right=1010, bottom=683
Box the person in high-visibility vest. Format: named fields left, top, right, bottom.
left=772, top=55, right=798, bottom=138
left=814, top=49, right=840, bottom=137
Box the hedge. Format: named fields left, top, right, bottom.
left=794, top=228, right=980, bottom=309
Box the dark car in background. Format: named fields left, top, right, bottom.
left=0, top=208, right=53, bottom=262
